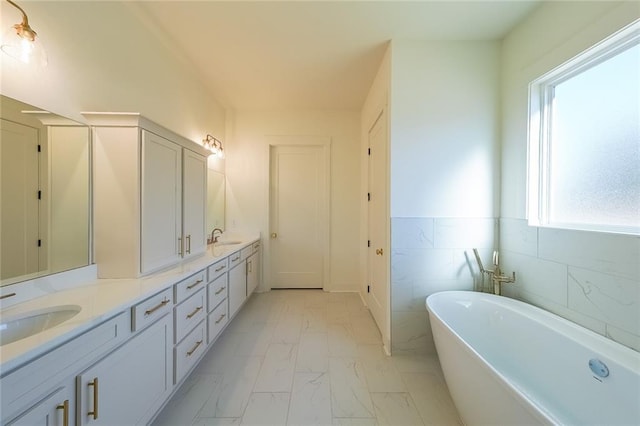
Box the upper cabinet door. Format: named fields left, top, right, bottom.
left=141, top=130, right=182, bottom=274
left=182, top=150, right=207, bottom=258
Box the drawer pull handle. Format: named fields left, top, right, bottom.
left=145, top=298, right=170, bottom=316
left=215, top=265, right=226, bottom=272
left=186, top=234, right=191, bottom=254
left=57, top=399, right=69, bottom=426
left=88, top=377, right=99, bottom=419
left=178, top=237, right=183, bottom=256
left=187, top=340, right=203, bottom=356
left=215, top=313, right=226, bottom=324
left=231, top=256, right=240, bottom=262
left=214, top=286, right=226, bottom=295
left=187, top=279, right=203, bottom=290
left=187, top=306, right=203, bottom=319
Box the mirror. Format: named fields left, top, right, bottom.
left=207, top=169, right=225, bottom=232
left=1, top=95, right=91, bottom=286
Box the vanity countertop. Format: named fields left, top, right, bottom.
left=0, top=236, right=259, bottom=374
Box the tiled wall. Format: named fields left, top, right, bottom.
left=390, top=217, right=498, bottom=354
left=500, top=218, right=640, bottom=352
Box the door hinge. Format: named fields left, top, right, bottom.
left=37, top=239, right=41, bottom=247
left=368, top=148, right=371, bottom=156
left=367, top=192, right=370, bottom=201
left=367, top=285, right=370, bottom=293
left=367, top=240, right=370, bottom=247
left=37, top=190, right=41, bottom=200
left=37, top=144, right=41, bottom=152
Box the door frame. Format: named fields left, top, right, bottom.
left=266, top=136, right=331, bottom=291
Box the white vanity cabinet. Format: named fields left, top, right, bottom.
left=7, top=386, right=74, bottom=426
left=207, top=258, right=229, bottom=344
left=0, top=313, right=129, bottom=426
left=173, top=270, right=208, bottom=384
left=246, top=241, right=261, bottom=296
left=76, top=314, right=172, bottom=425
left=228, top=256, right=247, bottom=319
left=86, top=113, right=209, bottom=278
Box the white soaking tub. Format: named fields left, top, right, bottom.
left=426, top=290, right=640, bottom=425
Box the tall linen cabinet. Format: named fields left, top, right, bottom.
left=85, top=113, right=209, bottom=278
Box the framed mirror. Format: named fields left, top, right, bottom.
left=1, top=95, right=91, bottom=286
left=207, top=169, right=225, bottom=232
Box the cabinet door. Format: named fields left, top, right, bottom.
left=228, top=261, right=247, bottom=319
left=77, top=314, right=172, bottom=425
left=246, top=252, right=260, bottom=296
left=141, top=130, right=182, bottom=274
left=8, top=386, right=73, bottom=426
left=182, top=150, right=207, bottom=258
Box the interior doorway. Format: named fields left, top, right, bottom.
left=366, top=108, right=390, bottom=351
left=268, top=140, right=330, bottom=289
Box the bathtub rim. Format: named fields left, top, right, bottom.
left=426, top=290, right=640, bottom=372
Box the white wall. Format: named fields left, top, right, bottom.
left=389, top=40, right=501, bottom=354
left=226, top=109, right=361, bottom=292
left=0, top=1, right=225, bottom=144
left=500, top=1, right=640, bottom=351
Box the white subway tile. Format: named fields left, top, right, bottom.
left=501, top=251, right=568, bottom=306
left=538, top=228, right=640, bottom=280
left=391, top=217, right=435, bottom=249
left=434, top=218, right=497, bottom=249
left=568, top=267, right=640, bottom=335
left=499, top=218, right=538, bottom=256
left=605, top=324, right=640, bottom=352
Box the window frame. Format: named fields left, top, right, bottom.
left=527, top=20, right=640, bottom=235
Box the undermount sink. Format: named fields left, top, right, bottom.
left=0, top=305, right=81, bottom=346
left=216, top=240, right=242, bottom=246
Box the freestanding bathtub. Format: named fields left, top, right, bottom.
left=426, top=291, right=640, bottom=425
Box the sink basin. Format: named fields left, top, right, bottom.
left=0, top=305, right=81, bottom=346
left=216, top=240, right=242, bottom=246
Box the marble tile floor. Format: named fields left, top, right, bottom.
left=153, top=290, right=462, bottom=426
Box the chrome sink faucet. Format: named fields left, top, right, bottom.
left=472, top=249, right=516, bottom=296
left=208, top=228, right=224, bottom=245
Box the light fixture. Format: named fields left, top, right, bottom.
left=203, top=134, right=224, bottom=158
left=1, top=0, right=47, bottom=66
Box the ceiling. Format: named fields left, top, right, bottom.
left=131, top=1, right=540, bottom=110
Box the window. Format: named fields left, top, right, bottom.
left=528, top=21, right=640, bottom=235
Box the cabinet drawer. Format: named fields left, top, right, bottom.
left=174, top=289, right=205, bottom=343
left=241, top=246, right=253, bottom=260
left=207, top=302, right=228, bottom=344
left=174, top=270, right=206, bottom=304
left=174, top=321, right=206, bottom=384
left=207, top=274, right=227, bottom=312
left=207, top=258, right=228, bottom=282
left=131, top=287, right=172, bottom=332
left=228, top=251, right=242, bottom=268
left=252, top=241, right=261, bottom=252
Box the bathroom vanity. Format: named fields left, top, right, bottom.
left=0, top=238, right=261, bottom=425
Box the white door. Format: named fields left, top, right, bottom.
left=0, top=119, right=40, bottom=280
left=269, top=144, right=328, bottom=289
left=367, top=109, right=390, bottom=349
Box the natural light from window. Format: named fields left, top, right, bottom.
left=528, top=21, right=640, bottom=235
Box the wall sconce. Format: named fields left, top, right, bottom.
left=203, top=134, right=224, bottom=158
left=1, top=0, right=47, bottom=66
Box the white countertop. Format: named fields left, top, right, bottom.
left=0, top=236, right=259, bottom=374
